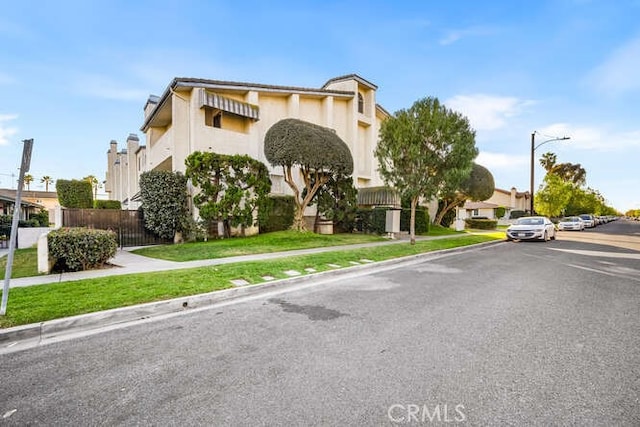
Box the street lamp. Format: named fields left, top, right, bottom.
left=530, top=131, right=570, bottom=215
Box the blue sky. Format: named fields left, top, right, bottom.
left=1, top=0, right=639, bottom=212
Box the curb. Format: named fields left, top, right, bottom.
left=0, top=240, right=503, bottom=348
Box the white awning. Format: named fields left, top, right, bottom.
left=199, top=89, right=259, bottom=120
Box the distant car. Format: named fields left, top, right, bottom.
left=578, top=214, right=596, bottom=228
left=506, top=216, right=557, bottom=242
left=558, top=216, right=585, bottom=231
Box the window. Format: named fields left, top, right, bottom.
left=473, top=209, right=479, bottom=216
left=205, top=108, right=223, bottom=128
left=357, top=93, right=364, bottom=114
left=213, top=112, right=222, bottom=128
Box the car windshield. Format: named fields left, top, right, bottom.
left=516, top=218, right=544, bottom=225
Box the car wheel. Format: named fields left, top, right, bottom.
left=551, top=230, right=556, bottom=240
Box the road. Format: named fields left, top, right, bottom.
left=1, top=220, right=639, bottom=425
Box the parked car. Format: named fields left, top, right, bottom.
left=578, top=214, right=596, bottom=228
left=506, top=216, right=557, bottom=242
left=557, top=216, right=585, bottom=231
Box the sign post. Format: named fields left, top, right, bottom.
left=1, top=139, right=33, bottom=316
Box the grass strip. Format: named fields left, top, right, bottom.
left=131, top=230, right=389, bottom=261
left=0, top=234, right=501, bottom=328
left=0, top=248, right=39, bottom=279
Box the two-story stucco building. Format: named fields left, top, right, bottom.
left=107, top=74, right=390, bottom=218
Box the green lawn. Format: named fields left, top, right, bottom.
left=0, top=248, right=39, bottom=279
left=0, top=233, right=503, bottom=328
left=132, top=230, right=389, bottom=261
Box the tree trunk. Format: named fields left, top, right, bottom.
left=410, top=196, right=417, bottom=245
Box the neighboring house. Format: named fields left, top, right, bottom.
left=485, top=187, right=531, bottom=216
left=106, top=74, right=389, bottom=217
left=0, top=188, right=50, bottom=220
left=458, top=187, right=531, bottom=221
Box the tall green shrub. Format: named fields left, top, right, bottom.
left=258, top=195, right=295, bottom=233
left=400, top=197, right=430, bottom=233
left=48, top=228, right=117, bottom=271
left=139, top=171, right=188, bottom=240
left=56, top=179, right=93, bottom=208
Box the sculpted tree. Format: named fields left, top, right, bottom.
left=185, top=151, right=271, bottom=238
left=264, top=118, right=353, bottom=231
left=434, top=163, right=495, bottom=225
left=375, top=97, right=478, bottom=244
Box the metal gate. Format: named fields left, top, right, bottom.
left=61, top=209, right=172, bottom=247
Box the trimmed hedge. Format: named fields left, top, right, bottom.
left=356, top=207, right=389, bottom=234
left=56, top=179, right=93, bottom=208
left=400, top=207, right=430, bottom=234
left=464, top=218, right=498, bottom=230
left=258, top=195, right=295, bottom=233
left=510, top=210, right=527, bottom=219
left=94, top=200, right=122, bottom=209
left=48, top=227, right=117, bottom=272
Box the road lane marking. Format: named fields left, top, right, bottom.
left=567, top=264, right=640, bottom=282
left=548, top=248, right=640, bottom=259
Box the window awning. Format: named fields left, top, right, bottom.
left=357, top=186, right=400, bottom=208
left=199, top=89, right=259, bottom=120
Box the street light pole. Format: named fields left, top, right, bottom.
left=530, top=131, right=571, bottom=215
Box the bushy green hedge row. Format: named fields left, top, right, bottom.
left=258, top=195, right=295, bottom=233
left=400, top=207, right=430, bottom=234
left=48, top=227, right=117, bottom=272
left=355, top=208, right=388, bottom=234
left=94, top=200, right=122, bottom=209
left=56, top=179, right=93, bottom=208
left=464, top=218, right=498, bottom=230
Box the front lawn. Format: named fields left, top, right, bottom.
left=0, top=248, right=39, bottom=279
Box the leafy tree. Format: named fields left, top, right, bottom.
left=534, top=174, right=573, bottom=217
left=23, top=174, right=34, bottom=190
left=264, top=118, right=353, bottom=231
left=185, top=151, right=271, bottom=238
left=540, top=152, right=586, bottom=185
left=434, top=163, right=495, bottom=225
left=40, top=176, right=54, bottom=192
left=56, top=179, right=93, bottom=208
left=312, top=174, right=358, bottom=233
left=139, top=171, right=188, bottom=240
left=375, top=96, right=478, bottom=244
left=551, top=163, right=587, bottom=186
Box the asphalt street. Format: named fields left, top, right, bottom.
left=1, top=220, right=639, bottom=425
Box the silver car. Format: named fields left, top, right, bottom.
left=506, top=216, right=557, bottom=242
left=558, top=216, right=585, bottom=231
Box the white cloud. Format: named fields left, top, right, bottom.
left=537, top=123, right=640, bottom=151
left=73, top=74, right=149, bottom=101
left=439, top=26, right=498, bottom=45
left=476, top=151, right=528, bottom=170
left=586, top=36, right=640, bottom=95
left=0, top=114, right=18, bottom=145
left=445, top=94, right=534, bottom=131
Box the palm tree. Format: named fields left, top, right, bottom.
left=23, top=174, right=34, bottom=190
left=84, top=175, right=99, bottom=200
left=41, top=176, right=54, bottom=192
left=539, top=152, right=557, bottom=172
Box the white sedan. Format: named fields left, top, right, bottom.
left=506, top=216, right=557, bottom=242
left=558, top=216, right=585, bottom=231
